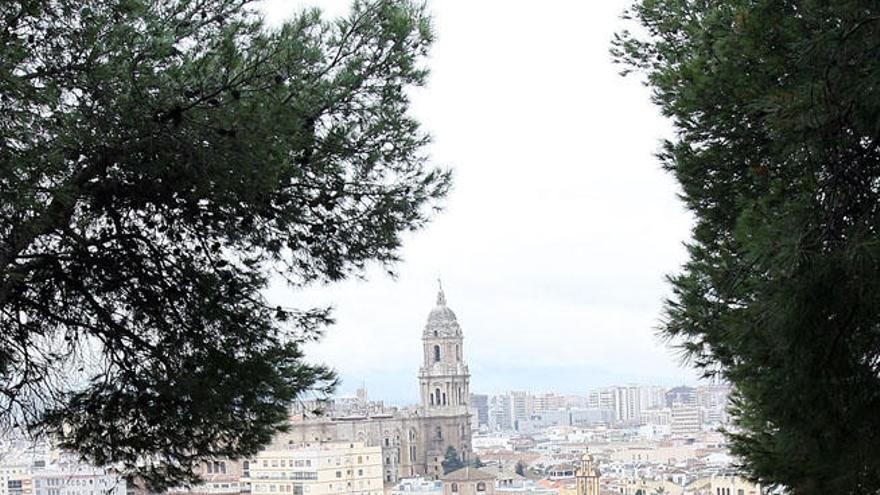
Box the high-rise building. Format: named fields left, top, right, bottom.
left=670, top=405, right=701, bottom=437
left=469, top=394, right=489, bottom=427
left=509, top=391, right=532, bottom=430
left=488, top=394, right=512, bottom=431
left=665, top=386, right=697, bottom=408
left=588, top=386, right=642, bottom=424
left=587, top=388, right=616, bottom=411
left=638, top=386, right=666, bottom=411
left=533, top=393, right=566, bottom=415
left=639, top=408, right=671, bottom=427
left=613, top=386, right=642, bottom=424
left=697, top=384, right=731, bottom=425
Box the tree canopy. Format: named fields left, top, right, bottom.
left=0, top=0, right=448, bottom=489
left=442, top=446, right=465, bottom=475
left=614, top=1, right=880, bottom=493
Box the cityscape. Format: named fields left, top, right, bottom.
left=2, top=0, right=877, bottom=494
left=0, top=288, right=754, bottom=495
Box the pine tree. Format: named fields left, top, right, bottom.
left=0, top=0, right=447, bottom=490
left=442, top=446, right=465, bottom=474
left=614, top=2, right=880, bottom=493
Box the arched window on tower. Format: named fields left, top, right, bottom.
left=435, top=427, right=442, bottom=439
left=435, top=388, right=441, bottom=406
left=456, top=344, right=461, bottom=362
left=433, top=345, right=441, bottom=362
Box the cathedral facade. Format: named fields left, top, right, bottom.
left=273, top=287, right=473, bottom=484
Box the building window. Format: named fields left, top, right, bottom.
left=477, top=482, right=486, bottom=492
left=433, top=345, right=441, bottom=362
left=451, top=483, right=458, bottom=493
left=436, top=427, right=442, bottom=439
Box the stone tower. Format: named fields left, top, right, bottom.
left=576, top=453, right=601, bottom=495
left=419, top=283, right=471, bottom=412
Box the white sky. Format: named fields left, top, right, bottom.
left=258, top=0, right=698, bottom=404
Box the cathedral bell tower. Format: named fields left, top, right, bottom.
left=576, top=454, right=601, bottom=495
left=418, top=283, right=470, bottom=412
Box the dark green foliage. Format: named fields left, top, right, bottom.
left=442, top=446, right=464, bottom=475
left=614, top=1, right=880, bottom=493
left=473, top=456, right=485, bottom=468
left=514, top=460, right=526, bottom=477
left=0, top=0, right=448, bottom=490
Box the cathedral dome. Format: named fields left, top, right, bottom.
left=424, top=286, right=462, bottom=337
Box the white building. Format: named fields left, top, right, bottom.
left=32, top=463, right=126, bottom=495
left=245, top=442, right=383, bottom=495
left=1, top=450, right=124, bottom=495
left=670, top=406, right=701, bottom=437
left=588, top=386, right=643, bottom=424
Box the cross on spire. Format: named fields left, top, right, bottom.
left=436, top=277, right=446, bottom=306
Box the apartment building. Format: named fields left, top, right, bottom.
left=245, top=442, right=383, bottom=495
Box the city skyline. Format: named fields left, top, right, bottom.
left=260, top=0, right=699, bottom=405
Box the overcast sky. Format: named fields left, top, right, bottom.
left=258, top=0, right=698, bottom=404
